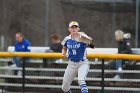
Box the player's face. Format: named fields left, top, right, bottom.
left=15, top=34, right=23, bottom=42
left=68, top=25, right=80, bottom=35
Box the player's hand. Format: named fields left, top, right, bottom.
left=62, top=53, right=67, bottom=58
left=62, top=46, right=67, bottom=58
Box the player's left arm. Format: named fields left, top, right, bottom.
left=78, top=32, right=94, bottom=48
left=88, top=40, right=94, bottom=48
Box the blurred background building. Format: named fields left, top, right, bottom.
left=0, top=0, right=139, bottom=51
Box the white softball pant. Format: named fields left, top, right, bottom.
left=62, top=60, right=90, bottom=92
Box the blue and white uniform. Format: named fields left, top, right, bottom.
left=61, top=35, right=90, bottom=93
left=62, top=35, right=87, bottom=62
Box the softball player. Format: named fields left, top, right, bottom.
left=61, top=21, right=94, bottom=93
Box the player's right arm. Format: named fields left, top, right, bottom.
left=61, top=36, right=68, bottom=58
left=62, top=46, right=67, bottom=57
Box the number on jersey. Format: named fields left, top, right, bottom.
left=72, top=49, right=76, bottom=55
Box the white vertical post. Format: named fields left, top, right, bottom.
left=45, top=0, right=49, bottom=46
left=135, top=0, right=139, bottom=48
left=0, top=35, right=4, bottom=51
left=112, top=1, right=117, bottom=46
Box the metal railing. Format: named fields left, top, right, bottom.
left=0, top=52, right=140, bottom=93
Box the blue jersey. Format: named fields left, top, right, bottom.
left=15, top=39, right=31, bottom=52
left=61, top=35, right=87, bottom=62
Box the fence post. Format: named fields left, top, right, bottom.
left=101, top=59, right=105, bottom=93
left=22, top=58, right=25, bottom=93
